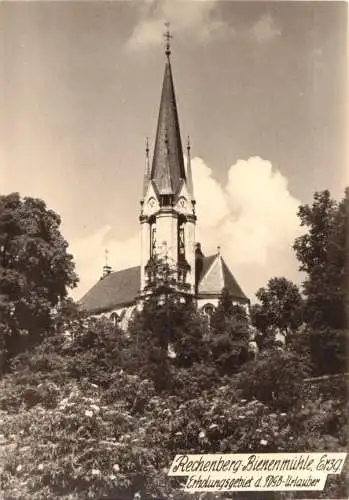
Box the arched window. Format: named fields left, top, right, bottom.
left=110, top=312, right=119, bottom=326
left=150, top=223, right=156, bottom=258
left=203, top=303, right=215, bottom=317
left=119, top=309, right=127, bottom=321
left=201, top=303, right=215, bottom=330
left=177, top=216, right=186, bottom=261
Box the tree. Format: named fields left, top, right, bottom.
left=293, top=189, right=348, bottom=374
left=210, top=288, right=250, bottom=375
left=127, top=295, right=210, bottom=390
left=124, top=254, right=216, bottom=390
left=251, top=277, right=304, bottom=350
left=0, top=193, right=78, bottom=368
left=0, top=285, right=347, bottom=500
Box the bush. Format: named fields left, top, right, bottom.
left=0, top=301, right=347, bottom=499
left=237, top=348, right=311, bottom=411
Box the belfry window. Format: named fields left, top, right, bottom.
left=178, top=221, right=185, bottom=261
left=150, top=224, right=156, bottom=258
left=160, top=195, right=173, bottom=207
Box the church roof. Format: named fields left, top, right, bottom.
left=79, top=265, right=140, bottom=315
left=150, top=53, right=186, bottom=196
left=79, top=254, right=248, bottom=314
left=198, top=253, right=248, bottom=302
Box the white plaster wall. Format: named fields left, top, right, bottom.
left=196, top=297, right=220, bottom=310
left=186, top=219, right=196, bottom=293
left=156, top=210, right=178, bottom=264
left=140, top=220, right=150, bottom=292
left=93, top=304, right=137, bottom=331
left=197, top=297, right=249, bottom=313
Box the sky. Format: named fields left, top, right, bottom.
left=0, top=1, right=347, bottom=302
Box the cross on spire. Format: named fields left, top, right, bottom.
left=164, top=22, right=172, bottom=57
left=105, top=248, right=110, bottom=267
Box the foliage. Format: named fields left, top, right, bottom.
left=0, top=348, right=347, bottom=499
left=210, top=288, right=250, bottom=375
left=143, top=253, right=190, bottom=297
left=0, top=189, right=348, bottom=499
left=251, top=277, right=304, bottom=350
left=0, top=302, right=347, bottom=499
left=0, top=316, right=128, bottom=416
left=122, top=254, right=211, bottom=389
left=0, top=193, right=78, bottom=370
left=236, top=348, right=311, bottom=411
left=125, top=285, right=251, bottom=389
left=293, top=189, right=348, bottom=374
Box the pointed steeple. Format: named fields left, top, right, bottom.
left=186, top=136, right=195, bottom=201
left=151, top=28, right=186, bottom=196
left=143, top=137, right=151, bottom=197
left=156, top=130, right=173, bottom=195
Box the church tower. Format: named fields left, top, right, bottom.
left=139, top=30, right=196, bottom=297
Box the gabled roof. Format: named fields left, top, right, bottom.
left=79, top=266, right=140, bottom=314
left=79, top=254, right=248, bottom=314
left=150, top=54, right=186, bottom=196
left=197, top=253, right=248, bottom=302
left=199, top=254, right=216, bottom=279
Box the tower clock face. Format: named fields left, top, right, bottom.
left=147, top=197, right=156, bottom=209
left=178, top=197, right=187, bottom=210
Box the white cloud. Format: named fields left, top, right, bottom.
left=72, top=155, right=303, bottom=301
left=193, top=156, right=303, bottom=298
left=70, top=226, right=139, bottom=300
left=126, top=0, right=233, bottom=51
left=250, top=13, right=281, bottom=43
left=126, top=3, right=283, bottom=52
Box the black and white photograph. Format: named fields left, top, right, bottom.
left=0, top=1, right=348, bottom=499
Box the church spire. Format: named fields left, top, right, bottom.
left=150, top=25, right=186, bottom=196
left=156, top=130, right=173, bottom=195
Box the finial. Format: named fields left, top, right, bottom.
left=187, top=135, right=191, bottom=152
left=105, top=248, right=109, bottom=266
left=145, top=136, right=149, bottom=156
left=217, top=245, right=221, bottom=255
left=102, top=249, right=112, bottom=278
left=164, top=22, right=172, bottom=57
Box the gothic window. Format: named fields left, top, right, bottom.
left=202, top=303, right=215, bottom=329
left=110, top=312, right=119, bottom=326
left=119, top=309, right=126, bottom=321
left=178, top=222, right=185, bottom=261
left=150, top=224, right=156, bottom=258
left=203, top=303, right=215, bottom=317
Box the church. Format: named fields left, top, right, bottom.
left=79, top=33, right=249, bottom=327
